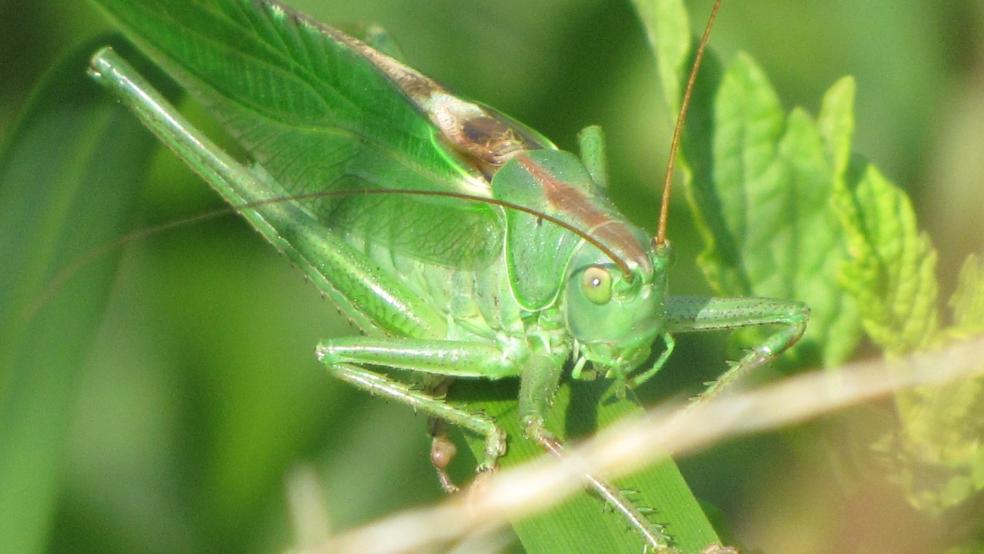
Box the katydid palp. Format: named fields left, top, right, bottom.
left=84, top=0, right=807, bottom=550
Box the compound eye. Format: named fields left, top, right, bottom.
left=581, top=266, right=613, bottom=305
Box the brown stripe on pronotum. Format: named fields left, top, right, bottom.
left=518, top=155, right=651, bottom=274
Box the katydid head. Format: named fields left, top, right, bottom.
left=564, top=238, right=672, bottom=379
left=565, top=0, right=721, bottom=380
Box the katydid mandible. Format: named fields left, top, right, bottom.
left=86, top=0, right=807, bottom=550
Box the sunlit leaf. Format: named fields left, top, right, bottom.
left=883, top=254, right=984, bottom=513
left=950, top=254, right=984, bottom=338
left=828, top=73, right=983, bottom=516
left=833, top=161, right=940, bottom=354
left=635, top=0, right=861, bottom=368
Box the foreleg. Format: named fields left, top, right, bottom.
left=667, top=296, right=809, bottom=401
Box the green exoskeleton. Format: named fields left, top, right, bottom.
left=87, top=0, right=806, bottom=550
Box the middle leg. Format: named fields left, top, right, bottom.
left=517, top=353, right=679, bottom=553
left=316, top=337, right=520, bottom=471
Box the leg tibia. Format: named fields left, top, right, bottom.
left=317, top=337, right=522, bottom=472
left=629, top=333, right=675, bottom=388
left=322, top=360, right=506, bottom=470
left=666, top=295, right=809, bottom=401
left=666, top=296, right=809, bottom=334
left=317, top=337, right=517, bottom=379
left=89, top=49, right=447, bottom=339
left=700, top=316, right=806, bottom=401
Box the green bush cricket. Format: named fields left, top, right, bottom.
left=83, top=0, right=807, bottom=550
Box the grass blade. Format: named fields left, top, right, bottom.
left=0, top=37, right=169, bottom=553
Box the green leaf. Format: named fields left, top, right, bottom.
left=817, top=77, right=856, bottom=180
left=889, top=377, right=984, bottom=513
left=884, top=254, right=984, bottom=514
left=833, top=160, right=940, bottom=355
left=456, top=379, right=721, bottom=553
left=0, top=37, right=167, bottom=553
left=821, top=79, right=973, bottom=512
left=826, top=73, right=983, bottom=515
left=635, top=0, right=983, bottom=517
left=949, top=254, right=984, bottom=337
left=631, top=0, right=689, bottom=116
left=825, top=75, right=941, bottom=355
left=636, top=0, right=862, bottom=368
left=701, top=56, right=864, bottom=367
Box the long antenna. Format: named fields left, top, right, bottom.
left=27, top=188, right=634, bottom=320
left=654, top=0, right=722, bottom=247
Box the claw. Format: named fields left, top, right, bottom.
left=465, top=465, right=496, bottom=511
left=435, top=468, right=459, bottom=494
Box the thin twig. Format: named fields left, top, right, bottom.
left=308, top=336, right=984, bottom=554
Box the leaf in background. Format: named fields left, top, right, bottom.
left=817, top=77, right=855, bottom=181
left=0, top=37, right=169, bottom=553
left=826, top=55, right=983, bottom=516
left=633, top=0, right=688, bottom=117
left=636, top=0, right=984, bottom=521
left=833, top=158, right=940, bottom=355
left=883, top=253, right=984, bottom=514
left=949, top=254, right=984, bottom=338
left=633, top=0, right=861, bottom=368
left=889, top=375, right=984, bottom=513
left=455, top=377, right=722, bottom=554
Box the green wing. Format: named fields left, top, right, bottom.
left=91, top=0, right=506, bottom=268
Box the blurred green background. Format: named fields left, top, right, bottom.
left=1, top=1, right=982, bottom=552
